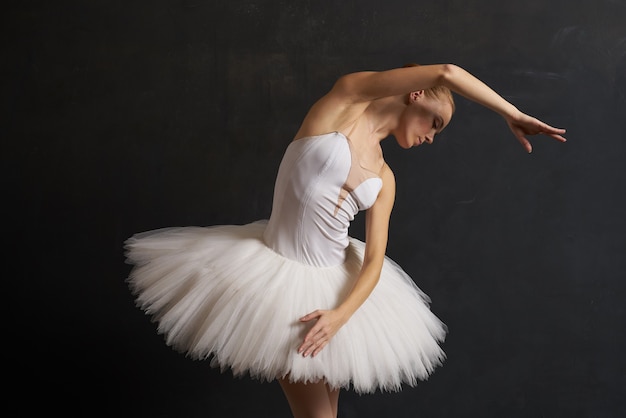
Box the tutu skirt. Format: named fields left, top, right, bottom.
left=124, top=220, right=447, bottom=393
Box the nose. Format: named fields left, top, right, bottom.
left=425, top=128, right=438, bottom=144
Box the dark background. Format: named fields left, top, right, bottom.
left=6, top=0, right=626, bottom=417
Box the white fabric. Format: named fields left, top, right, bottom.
left=125, top=132, right=447, bottom=393
left=264, top=132, right=382, bottom=266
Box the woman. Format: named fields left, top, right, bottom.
left=125, top=63, right=566, bottom=418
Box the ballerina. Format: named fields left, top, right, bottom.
left=125, top=63, right=566, bottom=418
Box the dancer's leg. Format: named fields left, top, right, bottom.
left=326, top=383, right=340, bottom=417
left=278, top=377, right=337, bottom=418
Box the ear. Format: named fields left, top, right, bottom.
left=408, top=90, right=425, bottom=103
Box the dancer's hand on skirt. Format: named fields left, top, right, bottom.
left=298, top=309, right=348, bottom=357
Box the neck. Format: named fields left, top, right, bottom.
left=365, top=95, right=406, bottom=142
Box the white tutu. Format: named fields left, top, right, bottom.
left=125, top=220, right=447, bottom=393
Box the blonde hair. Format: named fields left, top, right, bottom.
left=403, top=63, right=455, bottom=113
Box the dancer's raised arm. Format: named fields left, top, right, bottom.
left=333, top=64, right=567, bottom=152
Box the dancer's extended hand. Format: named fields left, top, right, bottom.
left=298, top=309, right=347, bottom=357
left=505, top=111, right=566, bottom=153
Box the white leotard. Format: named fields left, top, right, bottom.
left=263, top=131, right=383, bottom=267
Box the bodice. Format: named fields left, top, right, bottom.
left=263, top=132, right=383, bottom=267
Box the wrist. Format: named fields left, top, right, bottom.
left=335, top=305, right=354, bottom=323
left=502, top=105, right=522, bottom=121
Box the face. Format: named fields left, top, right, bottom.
left=395, top=91, right=453, bottom=149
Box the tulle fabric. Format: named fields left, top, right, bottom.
left=124, top=220, right=446, bottom=393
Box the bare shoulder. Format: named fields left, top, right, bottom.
left=332, top=71, right=378, bottom=100
left=293, top=72, right=375, bottom=140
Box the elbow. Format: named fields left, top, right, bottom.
left=439, top=63, right=458, bottom=84
left=362, top=252, right=386, bottom=278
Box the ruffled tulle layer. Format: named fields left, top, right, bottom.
left=124, top=221, right=446, bottom=393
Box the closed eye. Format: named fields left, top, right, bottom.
left=434, top=116, right=443, bottom=133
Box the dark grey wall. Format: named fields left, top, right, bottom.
left=6, top=0, right=626, bottom=417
